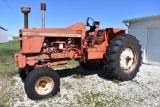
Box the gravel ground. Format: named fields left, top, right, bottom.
left=2, top=64, right=160, bottom=107
left=0, top=76, right=6, bottom=99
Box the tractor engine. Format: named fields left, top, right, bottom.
left=16, top=27, right=85, bottom=69
left=42, top=37, right=79, bottom=53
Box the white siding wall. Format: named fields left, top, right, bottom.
left=128, top=19, right=160, bottom=64
left=0, top=29, right=8, bottom=43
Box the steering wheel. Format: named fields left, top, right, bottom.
left=86, top=17, right=94, bottom=27
left=86, top=17, right=96, bottom=34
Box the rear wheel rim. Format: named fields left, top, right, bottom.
left=35, top=76, right=54, bottom=95
left=120, top=46, right=138, bottom=73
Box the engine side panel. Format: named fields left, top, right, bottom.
left=22, top=36, right=44, bottom=54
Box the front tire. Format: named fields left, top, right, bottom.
left=103, top=34, right=142, bottom=81
left=24, top=67, right=60, bottom=100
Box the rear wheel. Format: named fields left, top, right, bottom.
left=103, top=34, right=142, bottom=81
left=24, top=67, right=60, bottom=100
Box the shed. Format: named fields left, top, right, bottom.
left=0, top=26, right=9, bottom=43
left=8, top=34, right=13, bottom=41
left=123, top=15, right=160, bottom=65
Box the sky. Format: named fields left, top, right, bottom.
left=0, top=0, right=160, bottom=35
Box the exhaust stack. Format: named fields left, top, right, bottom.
left=21, top=7, right=31, bottom=28
left=41, top=3, right=46, bottom=28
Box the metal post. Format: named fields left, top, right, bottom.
left=41, top=3, right=46, bottom=28
left=42, top=10, right=45, bottom=28
left=24, top=13, right=28, bottom=28
left=21, top=7, right=31, bottom=29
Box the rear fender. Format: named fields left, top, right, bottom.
left=106, top=28, right=126, bottom=40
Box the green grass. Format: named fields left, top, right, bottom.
left=0, top=41, right=79, bottom=74
left=13, top=36, right=20, bottom=40
left=77, top=91, right=107, bottom=107
left=0, top=41, right=20, bottom=74
left=53, top=59, right=79, bottom=69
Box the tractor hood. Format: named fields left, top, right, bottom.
left=19, top=22, right=86, bottom=38
left=19, top=28, right=83, bottom=38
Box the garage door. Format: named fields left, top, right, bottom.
left=146, top=27, right=160, bottom=65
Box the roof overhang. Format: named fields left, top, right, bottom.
left=123, top=14, right=160, bottom=23
left=0, top=26, right=7, bottom=31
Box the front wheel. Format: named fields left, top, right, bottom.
left=103, top=34, right=142, bottom=81
left=24, top=67, right=60, bottom=100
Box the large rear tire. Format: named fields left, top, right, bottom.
left=24, top=67, right=60, bottom=100
left=103, top=34, right=142, bottom=81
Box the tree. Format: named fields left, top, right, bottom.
left=0, top=0, right=12, bottom=7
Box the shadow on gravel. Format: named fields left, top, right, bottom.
left=56, top=66, right=107, bottom=79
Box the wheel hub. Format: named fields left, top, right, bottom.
left=40, top=82, right=46, bottom=88
left=120, top=47, right=135, bottom=71
left=35, top=76, right=54, bottom=95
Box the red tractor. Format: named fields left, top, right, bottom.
left=14, top=3, right=142, bottom=100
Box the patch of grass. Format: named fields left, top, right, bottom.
left=61, top=80, right=72, bottom=89
left=0, top=96, right=9, bottom=107
left=56, top=93, right=62, bottom=97
left=53, top=60, right=79, bottom=69
left=0, top=89, right=12, bottom=107
left=0, top=41, right=19, bottom=74
left=76, top=91, right=127, bottom=106
left=13, top=36, right=20, bottom=40
left=77, top=91, right=107, bottom=106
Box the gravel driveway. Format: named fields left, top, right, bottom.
left=2, top=64, right=160, bottom=107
